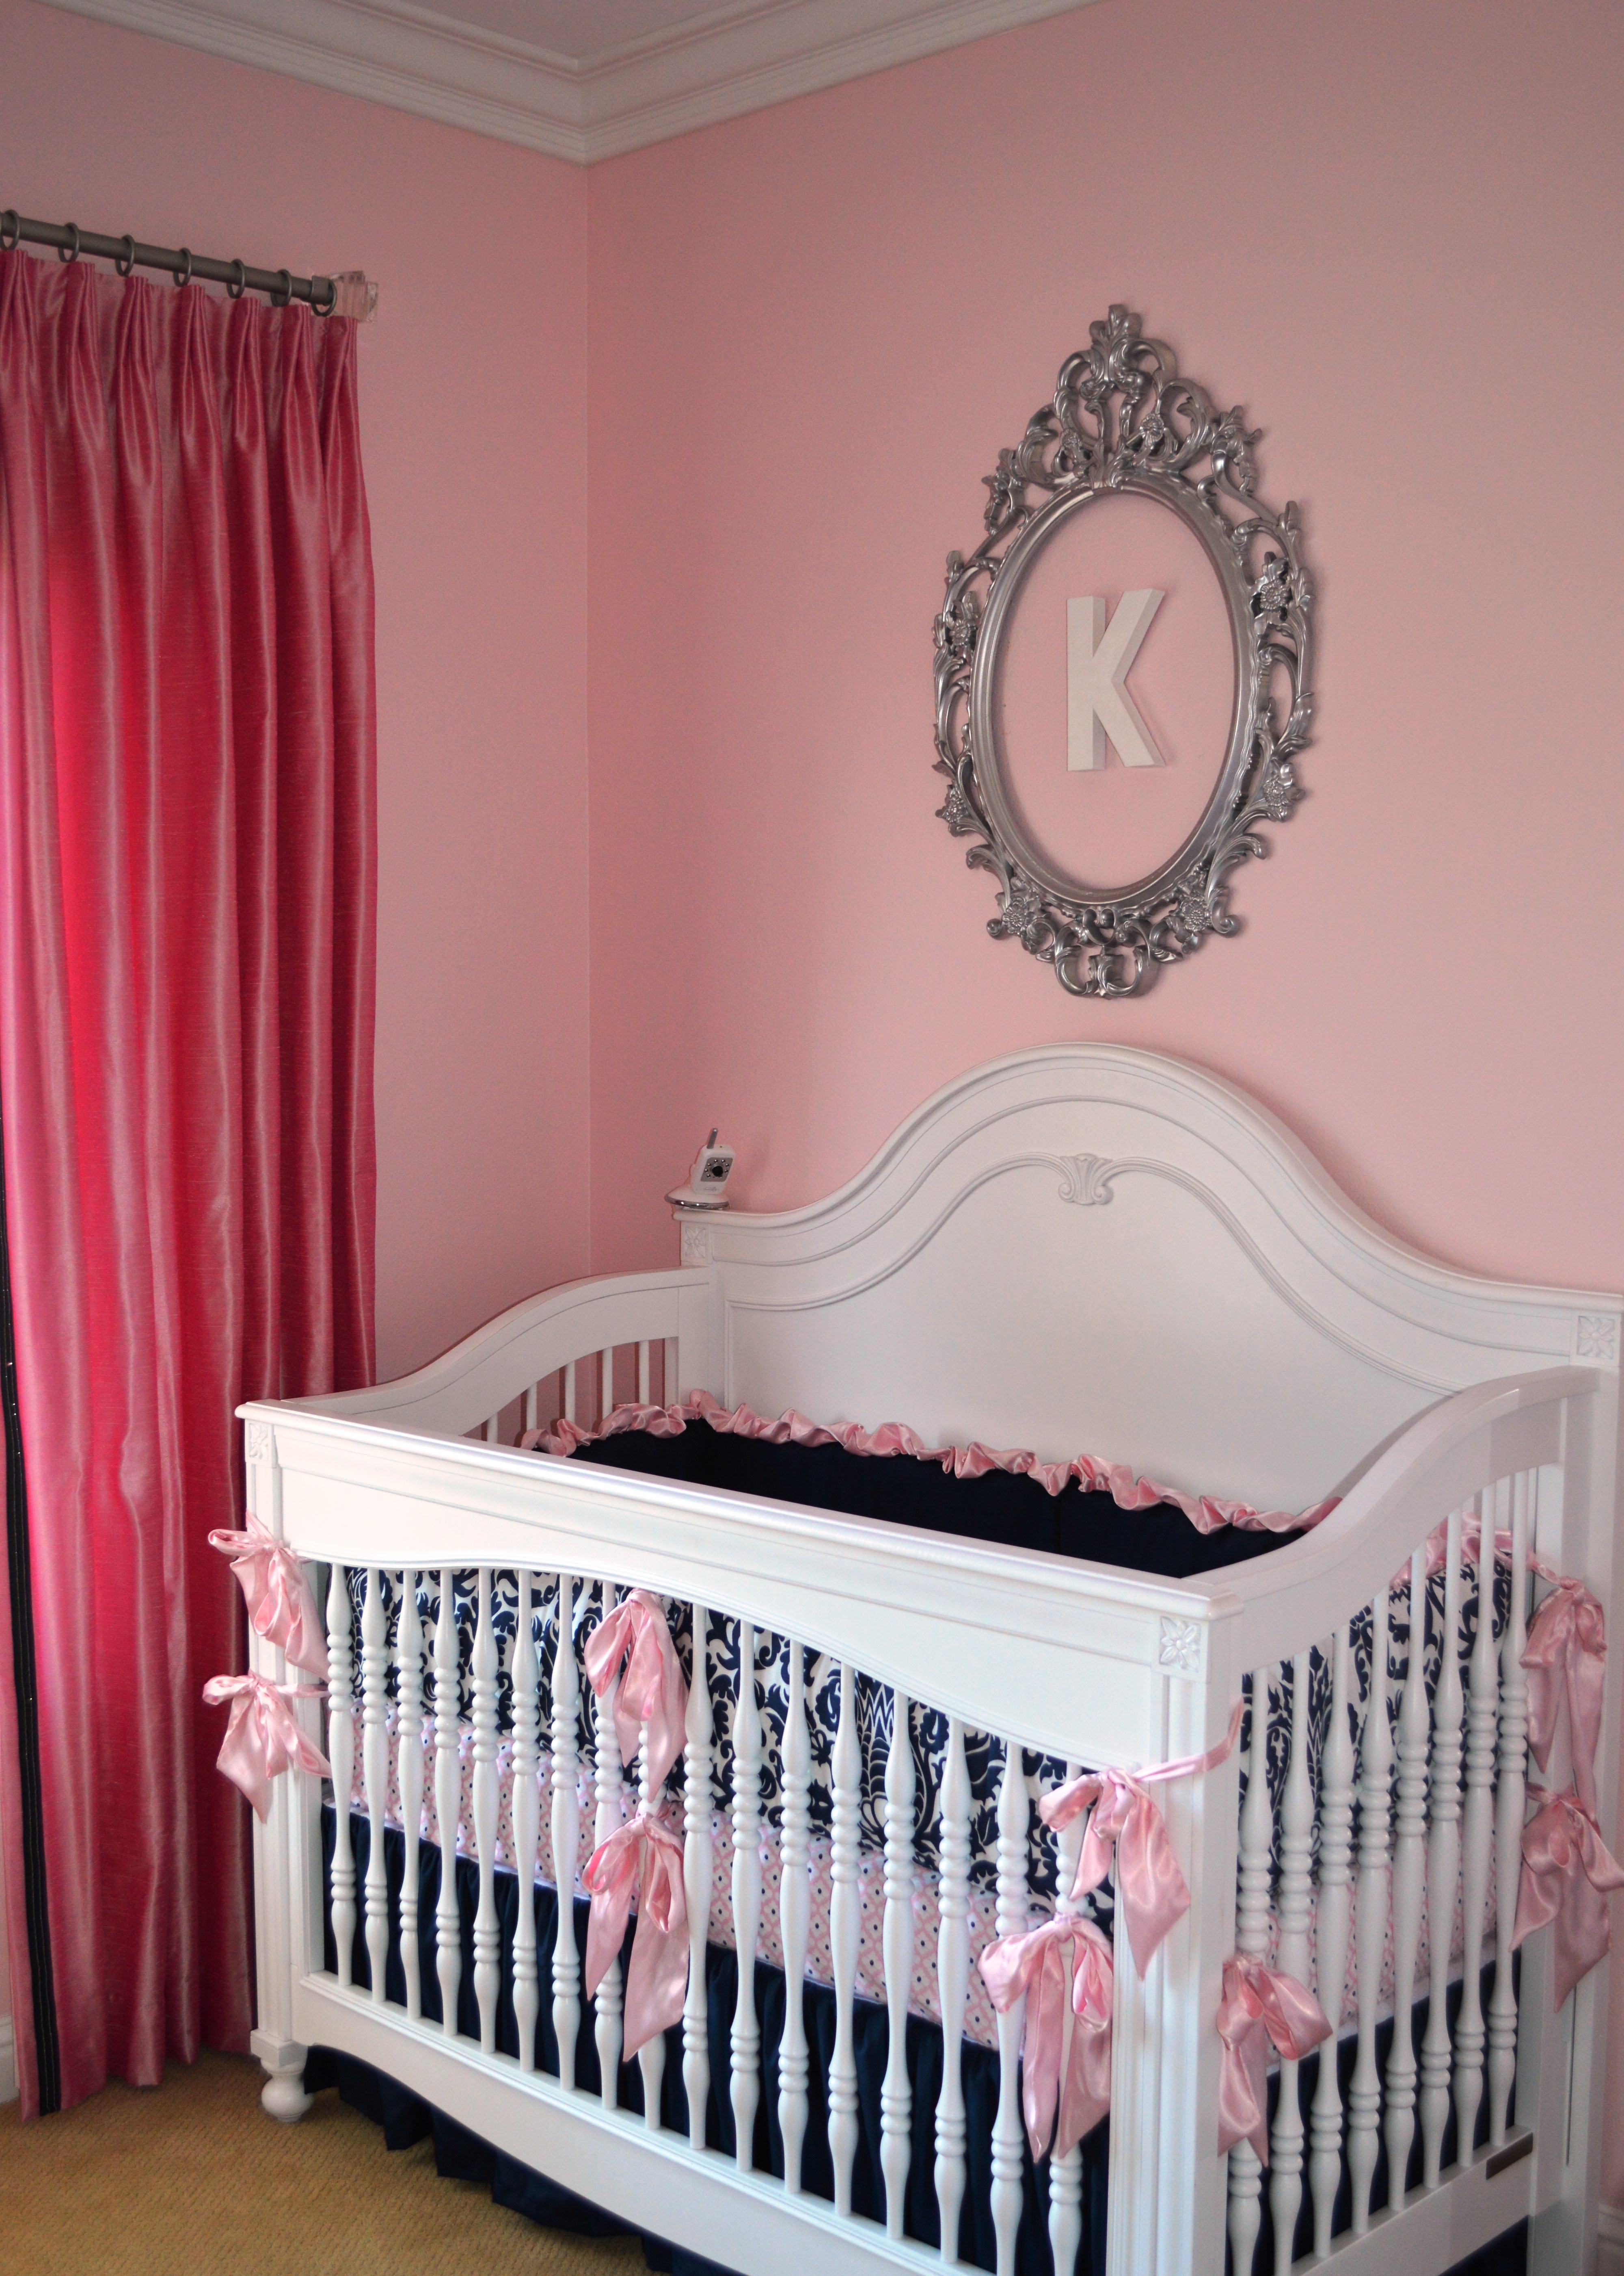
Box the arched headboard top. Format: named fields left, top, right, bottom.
left=688, top=1046, right=1619, bottom=1511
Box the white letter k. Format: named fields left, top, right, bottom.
left=1067, top=589, right=1166, bottom=770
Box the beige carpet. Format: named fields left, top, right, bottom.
left=0, top=2051, right=647, bottom=2275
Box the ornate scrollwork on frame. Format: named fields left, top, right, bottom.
left=933, top=306, right=1313, bottom=996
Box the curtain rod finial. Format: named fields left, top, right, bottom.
left=330, top=271, right=378, bottom=324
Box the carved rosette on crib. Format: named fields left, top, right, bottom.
left=933, top=304, right=1313, bottom=996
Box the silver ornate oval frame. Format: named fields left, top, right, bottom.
left=932, top=306, right=1313, bottom=996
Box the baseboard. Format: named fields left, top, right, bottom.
left=0, top=2016, right=16, bottom=2105
left=1598, top=2202, right=1624, bottom=2276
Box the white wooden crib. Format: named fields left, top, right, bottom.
left=239, top=1044, right=1622, bottom=2276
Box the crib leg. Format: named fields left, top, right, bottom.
left=256, top=2038, right=312, bottom=2123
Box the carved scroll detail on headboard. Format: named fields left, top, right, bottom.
left=1050, top=1153, right=1121, bottom=1207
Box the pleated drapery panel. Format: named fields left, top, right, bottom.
left=0, top=247, right=377, bottom=2118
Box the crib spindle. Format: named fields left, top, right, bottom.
left=730, top=1620, right=764, bottom=2168
left=472, top=1569, right=500, bottom=2053
left=1348, top=1585, right=1393, bottom=2233
left=638, top=1683, right=667, bottom=2131
left=637, top=1340, right=652, bottom=1405
left=362, top=1569, right=390, bottom=2005
left=564, top=1360, right=578, bottom=1427
left=600, top=1346, right=614, bottom=1424
left=512, top=1570, right=542, bottom=2072
left=397, top=1569, right=424, bottom=2022
left=1488, top=1474, right=1530, bottom=2145
left=990, top=1734, right=1028, bottom=2276
left=1384, top=1550, right=1430, bottom=2204
left=1309, top=1625, right=1356, bottom=2255
left=1455, top=1487, right=1501, bottom=2160
left=1420, top=1511, right=1464, bottom=2186
left=552, top=1573, right=582, bottom=2090
left=1047, top=1757, right=1086, bottom=2276
left=327, top=1563, right=356, bottom=1991
left=434, top=1567, right=462, bottom=2037
left=829, top=1661, right=861, bottom=2217
left=594, top=1583, right=626, bottom=2105
left=1270, top=1651, right=1314, bottom=2271
left=778, top=1642, right=811, bottom=2192
left=881, top=1688, right=916, bottom=2238
left=935, top=1715, right=971, bottom=2265
left=683, top=1602, right=713, bottom=2149
left=1228, top=1670, right=1273, bottom=2276
left=523, top=1384, right=538, bottom=1436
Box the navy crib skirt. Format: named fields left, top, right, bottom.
left=309, top=1808, right=1523, bottom=2276
left=315, top=1806, right=1106, bottom=2274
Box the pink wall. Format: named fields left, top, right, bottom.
left=585, top=0, right=1623, bottom=1296
left=584, top=0, right=1624, bottom=2191
left=0, top=0, right=592, bottom=1388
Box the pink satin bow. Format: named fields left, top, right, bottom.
left=1216, top=1956, right=1332, bottom=2163
left=208, top=1515, right=328, bottom=1676
left=1522, top=1579, right=1607, bottom=1814
left=582, top=1810, right=690, bottom=2058
left=202, top=1671, right=330, bottom=1822
left=978, top=1915, right=1113, bottom=2161
left=1037, top=1699, right=1245, bottom=1976
left=584, top=1591, right=689, bottom=1792
left=1512, top=1785, right=1624, bottom=2010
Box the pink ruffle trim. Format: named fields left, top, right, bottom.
left=522, top=1388, right=1336, bottom=1539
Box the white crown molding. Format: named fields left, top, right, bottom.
left=38, top=0, right=1101, bottom=161
left=577, top=0, right=1101, bottom=160
left=41, top=0, right=592, bottom=160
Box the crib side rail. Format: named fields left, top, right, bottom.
left=258, top=1267, right=713, bottom=1443
left=1179, top=1364, right=1619, bottom=2276
left=1212, top=1368, right=1608, bottom=1674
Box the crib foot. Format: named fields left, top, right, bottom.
left=255, top=2038, right=312, bottom=2123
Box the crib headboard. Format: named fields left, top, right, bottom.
left=682, top=1044, right=1619, bottom=1513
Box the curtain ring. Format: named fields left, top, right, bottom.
left=57, top=223, right=81, bottom=264
left=173, top=246, right=192, bottom=289
left=0, top=212, right=20, bottom=254
left=114, top=235, right=137, bottom=278
left=226, top=259, right=247, bottom=301
left=313, top=274, right=337, bottom=317
left=271, top=268, right=293, bottom=308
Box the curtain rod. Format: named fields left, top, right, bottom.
left=1, top=209, right=343, bottom=314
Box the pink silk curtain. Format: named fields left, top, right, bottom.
left=0, top=248, right=376, bottom=2117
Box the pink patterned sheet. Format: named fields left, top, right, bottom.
left=346, top=1710, right=1497, bottom=2049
